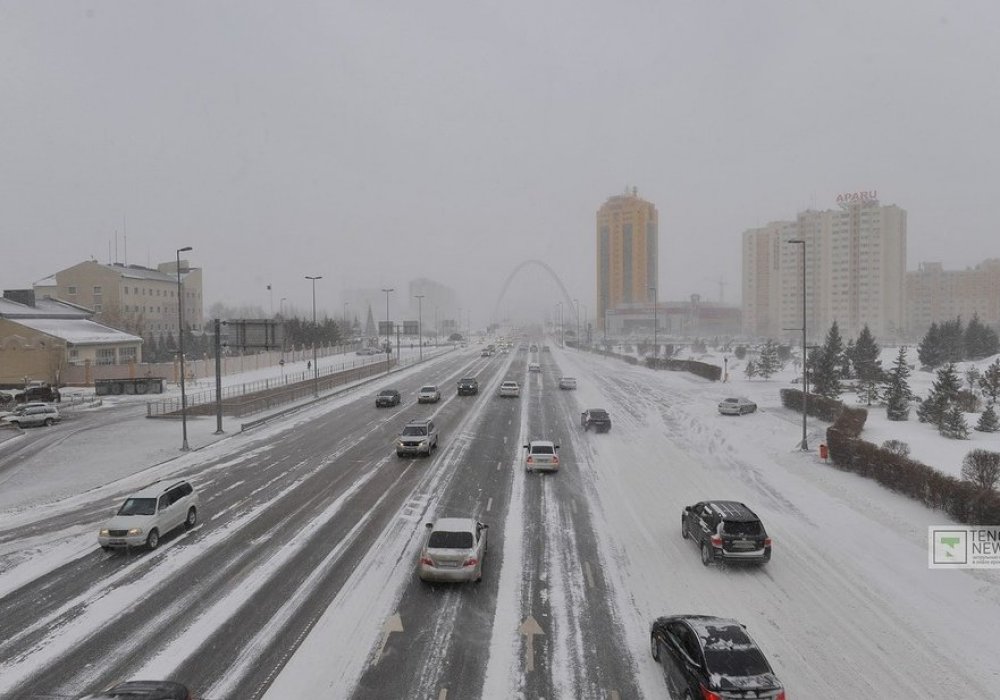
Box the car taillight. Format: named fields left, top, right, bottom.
left=526, top=456, right=533, bottom=463
left=710, top=534, right=722, bottom=547
left=775, top=691, right=786, bottom=700
left=764, top=537, right=772, bottom=547
left=420, top=557, right=433, bottom=566
left=700, top=687, right=722, bottom=700
left=463, top=557, right=478, bottom=567
left=552, top=456, right=559, bottom=464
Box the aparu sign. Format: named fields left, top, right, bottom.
left=836, top=190, right=877, bottom=204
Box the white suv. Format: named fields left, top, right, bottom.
left=98, top=480, right=199, bottom=551
left=2, top=404, right=61, bottom=428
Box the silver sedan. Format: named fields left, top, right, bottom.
left=418, top=518, right=488, bottom=583
left=718, top=397, right=757, bottom=415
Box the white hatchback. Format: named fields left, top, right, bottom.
left=498, top=381, right=521, bottom=397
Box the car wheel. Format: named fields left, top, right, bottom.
left=650, top=634, right=660, bottom=661
left=44, top=418, right=54, bottom=427
left=701, top=541, right=713, bottom=566
left=681, top=516, right=690, bottom=539
left=751, top=404, right=758, bottom=413
left=146, top=529, right=160, bottom=550
left=185, top=507, right=198, bottom=529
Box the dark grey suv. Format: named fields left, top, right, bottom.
left=395, top=419, right=439, bottom=457
left=681, top=501, right=771, bottom=566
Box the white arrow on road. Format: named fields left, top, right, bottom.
left=375, top=613, right=403, bottom=663
left=519, top=615, right=544, bottom=672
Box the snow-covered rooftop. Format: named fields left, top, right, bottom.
left=11, top=317, right=142, bottom=345
left=0, top=296, right=92, bottom=319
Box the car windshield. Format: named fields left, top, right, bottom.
left=724, top=520, right=763, bottom=536
left=428, top=531, right=474, bottom=549
left=701, top=627, right=771, bottom=677
left=420, top=386, right=436, bottom=392
left=531, top=445, right=554, bottom=455
left=117, top=498, right=157, bottom=516
left=401, top=426, right=427, bottom=436
left=378, top=391, right=395, bottom=397
left=723, top=398, right=739, bottom=403
left=590, top=410, right=608, bottom=418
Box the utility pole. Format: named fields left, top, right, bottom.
left=414, top=294, right=424, bottom=361
left=786, top=240, right=809, bottom=451
left=305, top=276, right=322, bottom=397
left=650, top=286, right=657, bottom=367
left=382, top=288, right=394, bottom=373
left=175, top=246, right=192, bottom=451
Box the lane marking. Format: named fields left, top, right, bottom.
left=610, top=691, right=621, bottom=700
left=374, top=613, right=403, bottom=664
left=570, top=499, right=577, bottom=515
left=519, top=616, right=544, bottom=673
left=583, top=561, right=595, bottom=589
left=496, top=461, right=502, bottom=471
left=486, top=497, right=493, bottom=512
left=438, top=690, right=447, bottom=700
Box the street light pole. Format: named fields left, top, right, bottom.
left=649, top=286, right=657, bottom=366
left=434, top=306, right=438, bottom=347
left=573, top=298, right=579, bottom=345
left=175, top=246, right=193, bottom=451
left=382, top=288, right=394, bottom=373
left=305, top=276, right=322, bottom=397
left=788, top=239, right=808, bottom=451
left=414, top=294, right=424, bottom=361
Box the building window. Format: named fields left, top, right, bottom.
left=96, top=348, right=116, bottom=365
left=119, top=347, right=137, bottom=362
left=68, top=286, right=77, bottom=295
left=95, top=304, right=103, bottom=312
left=69, top=348, right=79, bottom=359
left=94, top=286, right=102, bottom=294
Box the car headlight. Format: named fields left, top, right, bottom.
left=99, top=528, right=109, bottom=536
left=128, top=528, right=143, bottom=536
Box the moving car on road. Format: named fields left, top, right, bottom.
left=558, top=376, right=577, bottom=390
left=682, top=500, right=771, bottom=566
left=418, top=517, right=488, bottom=583
left=650, top=615, right=785, bottom=700
left=457, top=377, right=479, bottom=395
left=2, top=404, right=61, bottom=428
left=528, top=362, right=541, bottom=373
left=417, top=385, right=441, bottom=403
left=718, top=397, right=757, bottom=415
left=396, top=419, right=439, bottom=457
left=375, top=389, right=401, bottom=408
left=498, top=380, right=521, bottom=397
left=523, top=440, right=560, bottom=473
left=581, top=408, right=611, bottom=432
left=81, top=680, right=193, bottom=699
left=98, top=480, right=199, bottom=551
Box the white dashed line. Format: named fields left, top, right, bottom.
left=583, top=561, right=595, bottom=589
left=487, top=497, right=493, bottom=512
left=438, top=689, right=447, bottom=700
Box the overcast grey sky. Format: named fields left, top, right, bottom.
left=2, top=0, right=998, bottom=325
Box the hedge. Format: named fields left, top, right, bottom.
left=779, top=388, right=847, bottom=423
left=646, top=357, right=722, bottom=381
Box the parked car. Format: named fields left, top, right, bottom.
left=558, top=376, right=577, bottom=390
left=356, top=347, right=379, bottom=356
left=418, top=517, right=488, bottom=583
left=98, top=480, right=199, bottom=551
left=481, top=349, right=492, bottom=357
left=528, top=362, right=541, bottom=373
left=2, top=404, right=61, bottom=428
left=529, top=344, right=538, bottom=351
left=718, top=397, right=757, bottom=415
left=523, top=440, right=560, bottom=473
left=650, top=615, right=785, bottom=700
left=581, top=408, right=611, bottom=432
left=498, top=381, right=521, bottom=397
left=417, top=385, right=441, bottom=403
left=396, top=419, right=439, bottom=457
left=80, top=680, right=193, bottom=699
left=15, top=384, right=61, bottom=403
left=681, top=500, right=771, bottom=566
left=457, top=377, right=479, bottom=396
left=375, top=389, right=401, bottom=408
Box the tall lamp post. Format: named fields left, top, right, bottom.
left=414, top=294, right=424, bottom=361
left=382, top=288, right=394, bottom=373
left=343, top=302, right=350, bottom=336
left=557, top=302, right=564, bottom=346
left=175, top=246, right=193, bottom=451
left=434, top=306, right=439, bottom=347
left=649, top=286, right=657, bottom=366
left=573, top=298, right=580, bottom=345
left=787, top=239, right=808, bottom=450
left=305, top=276, right=322, bottom=397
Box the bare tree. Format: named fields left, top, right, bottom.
left=961, top=449, right=1000, bottom=491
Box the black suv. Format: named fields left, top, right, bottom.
left=682, top=501, right=771, bottom=566
left=16, top=385, right=61, bottom=403
left=457, top=377, right=479, bottom=396
left=650, top=615, right=785, bottom=699
left=375, top=389, right=401, bottom=408
left=581, top=408, right=611, bottom=432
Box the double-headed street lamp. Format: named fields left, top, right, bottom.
left=414, top=294, right=425, bottom=361
left=787, top=239, right=808, bottom=451
left=305, top=276, right=322, bottom=397
left=176, top=246, right=193, bottom=451
left=382, top=288, right=394, bottom=373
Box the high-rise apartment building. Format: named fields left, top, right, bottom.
left=742, top=195, right=907, bottom=341
left=907, top=259, right=1000, bottom=335
left=596, top=188, right=658, bottom=331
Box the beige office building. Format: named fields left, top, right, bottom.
left=907, top=259, right=1000, bottom=335
left=596, top=189, right=658, bottom=331
left=742, top=196, right=907, bottom=341
left=35, top=260, right=204, bottom=341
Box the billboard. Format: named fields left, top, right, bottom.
left=403, top=321, right=419, bottom=335
left=227, top=319, right=284, bottom=351
left=378, top=320, right=395, bottom=335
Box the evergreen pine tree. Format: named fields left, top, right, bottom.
left=853, top=325, right=882, bottom=405
left=979, top=358, right=1000, bottom=405
left=939, top=403, right=969, bottom=439
left=745, top=358, right=759, bottom=379
left=842, top=339, right=856, bottom=379
left=940, top=317, right=965, bottom=363
left=884, top=346, right=913, bottom=421
left=976, top=404, right=1000, bottom=433
left=810, top=323, right=844, bottom=398
left=918, top=362, right=963, bottom=426
left=963, top=313, right=999, bottom=359
left=918, top=322, right=943, bottom=368
left=757, top=340, right=781, bottom=379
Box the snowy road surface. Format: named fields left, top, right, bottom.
left=0, top=343, right=998, bottom=698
